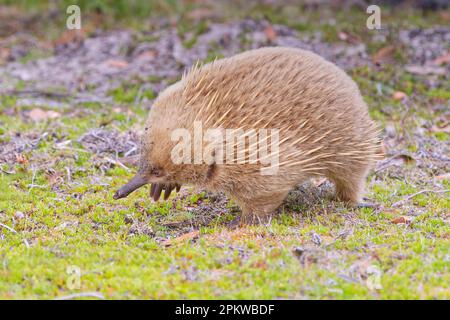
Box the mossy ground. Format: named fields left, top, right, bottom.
left=0, top=1, right=449, bottom=299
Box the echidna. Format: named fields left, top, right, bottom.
left=114, top=47, right=382, bottom=224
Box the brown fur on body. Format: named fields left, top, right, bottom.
left=114, top=47, right=382, bottom=224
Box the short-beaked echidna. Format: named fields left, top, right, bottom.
left=114, top=47, right=382, bottom=224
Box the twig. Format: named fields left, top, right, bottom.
left=0, top=222, right=30, bottom=248
left=54, top=145, right=90, bottom=153
left=5, top=89, right=71, bottom=99
left=120, top=154, right=139, bottom=167
left=124, top=145, right=137, bottom=157
left=65, top=167, right=72, bottom=183
left=28, top=168, right=37, bottom=193
left=27, top=168, right=46, bottom=193
left=324, top=229, right=353, bottom=248
left=0, top=168, right=15, bottom=174
left=392, top=189, right=450, bottom=207
left=0, top=222, right=16, bottom=233
left=103, top=157, right=131, bottom=171
left=90, top=131, right=110, bottom=144
left=337, top=274, right=360, bottom=284
left=54, top=292, right=105, bottom=300
left=134, top=85, right=144, bottom=106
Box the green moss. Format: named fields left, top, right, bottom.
left=183, top=36, right=198, bottom=49
left=19, top=48, right=52, bottom=64
left=427, top=88, right=450, bottom=100
left=433, top=131, right=449, bottom=142
left=109, top=85, right=154, bottom=104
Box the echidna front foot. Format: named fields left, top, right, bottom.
left=236, top=191, right=288, bottom=226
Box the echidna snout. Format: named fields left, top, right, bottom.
left=113, top=171, right=148, bottom=199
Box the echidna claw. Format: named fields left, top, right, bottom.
left=150, top=183, right=181, bottom=202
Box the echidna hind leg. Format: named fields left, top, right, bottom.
left=328, top=164, right=370, bottom=205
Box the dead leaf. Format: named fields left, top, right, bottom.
left=0, top=47, right=11, bottom=64
left=187, top=8, right=216, bottom=20
left=251, top=259, right=268, bottom=270
left=264, top=25, right=277, bottom=41
left=391, top=216, right=413, bottom=225
left=405, top=65, right=446, bottom=75
left=338, top=31, right=360, bottom=44
left=372, top=46, right=395, bottom=65
left=106, top=59, right=129, bottom=69
left=54, top=29, right=86, bottom=47
left=338, top=31, right=349, bottom=41
left=435, top=173, right=450, bottom=181
left=433, top=51, right=450, bottom=65
left=439, top=11, right=449, bottom=21
left=169, top=18, right=177, bottom=28
left=27, top=108, right=60, bottom=122
left=162, top=230, right=200, bottom=247
left=136, top=50, right=157, bottom=61
left=392, top=91, right=407, bottom=101
left=15, top=153, right=28, bottom=165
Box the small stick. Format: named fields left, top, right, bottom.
left=392, top=189, right=450, bottom=207
left=54, top=292, right=105, bottom=300
left=0, top=168, right=15, bottom=174
left=54, top=145, right=90, bottom=153
left=28, top=168, right=37, bottom=193
left=0, top=222, right=30, bottom=248
left=4, top=89, right=71, bottom=99
left=65, top=167, right=72, bottom=183
left=103, top=157, right=131, bottom=171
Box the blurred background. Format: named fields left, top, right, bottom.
left=1, top=0, right=449, bottom=101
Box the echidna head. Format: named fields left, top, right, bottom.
left=113, top=87, right=196, bottom=201
left=113, top=80, right=209, bottom=201
left=113, top=124, right=182, bottom=201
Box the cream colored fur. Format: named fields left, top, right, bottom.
left=139, top=47, right=382, bottom=224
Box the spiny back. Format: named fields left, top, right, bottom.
left=177, top=47, right=380, bottom=165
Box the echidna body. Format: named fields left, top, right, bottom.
left=114, top=47, right=381, bottom=224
